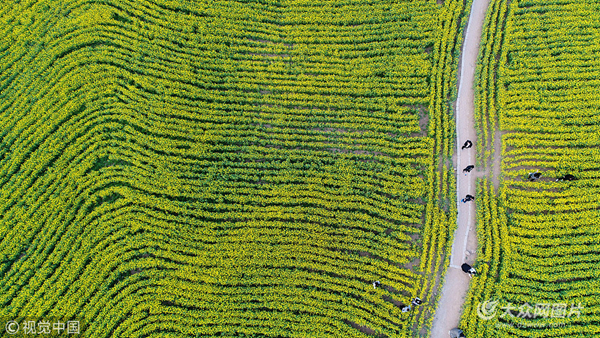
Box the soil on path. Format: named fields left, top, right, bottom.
left=429, top=0, right=490, bottom=337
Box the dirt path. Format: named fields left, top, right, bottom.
left=429, top=0, right=490, bottom=337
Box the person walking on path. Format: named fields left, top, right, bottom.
left=449, top=328, right=466, bottom=338
left=463, top=165, right=474, bottom=175
left=461, top=263, right=476, bottom=279
left=461, top=140, right=473, bottom=149
left=461, top=194, right=474, bottom=203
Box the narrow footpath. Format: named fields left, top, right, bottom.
left=429, top=0, right=490, bottom=337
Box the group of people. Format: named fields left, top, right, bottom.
left=531, top=172, right=578, bottom=181
left=369, top=138, right=573, bottom=332
left=402, top=297, right=423, bottom=313
left=461, top=142, right=476, bottom=288
left=463, top=140, right=577, bottom=184
left=373, top=281, right=422, bottom=313
left=461, top=140, right=475, bottom=203
left=557, top=174, right=576, bottom=181
left=529, top=171, right=577, bottom=182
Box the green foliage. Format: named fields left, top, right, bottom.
left=0, top=0, right=466, bottom=337
left=462, top=0, right=600, bottom=336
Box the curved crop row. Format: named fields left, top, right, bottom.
left=0, top=0, right=466, bottom=337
